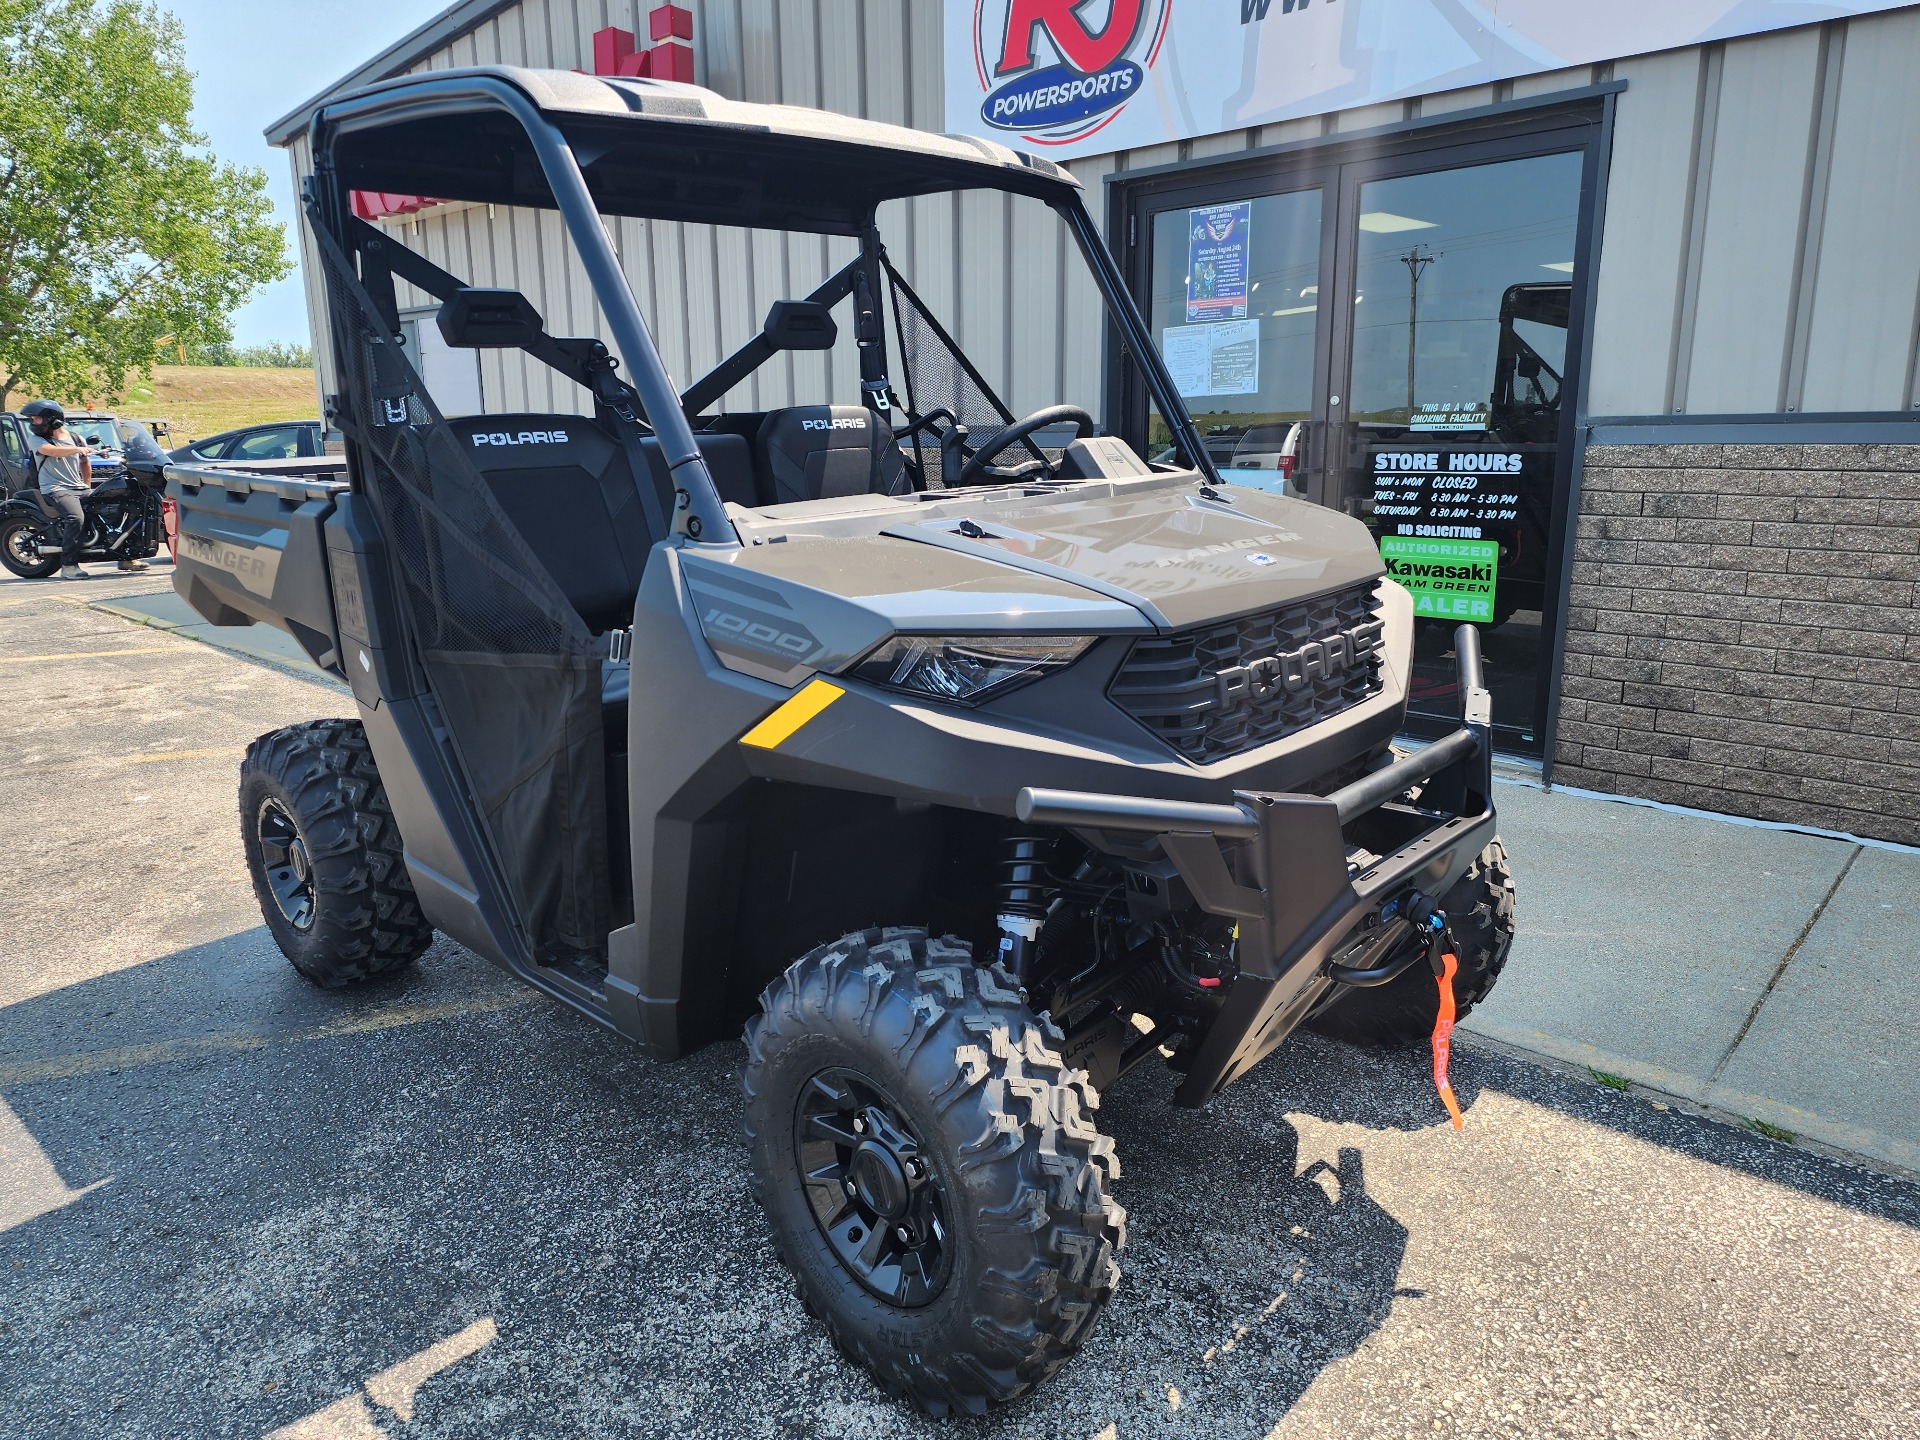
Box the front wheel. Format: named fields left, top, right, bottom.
left=0, top=517, right=60, bottom=578
left=238, top=719, right=434, bottom=987
left=1307, top=838, right=1516, bottom=1047
left=742, top=929, right=1124, bottom=1416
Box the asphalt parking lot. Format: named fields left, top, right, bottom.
left=4, top=570, right=1920, bottom=1440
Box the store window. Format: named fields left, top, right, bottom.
left=1146, top=189, right=1322, bottom=496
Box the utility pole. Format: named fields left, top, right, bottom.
left=1401, top=245, right=1437, bottom=420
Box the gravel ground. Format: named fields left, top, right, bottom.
left=4, top=571, right=1918, bottom=1440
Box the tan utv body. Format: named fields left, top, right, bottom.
left=170, top=67, right=1513, bottom=1416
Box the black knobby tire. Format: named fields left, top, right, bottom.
left=742, top=928, right=1125, bottom=1417
left=0, top=517, right=59, bottom=579
left=238, top=718, right=434, bottom=987
left=1307, top=839, right=1516, bottom=1047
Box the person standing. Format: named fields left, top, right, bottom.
left=19, top=400, right=108, bottom=579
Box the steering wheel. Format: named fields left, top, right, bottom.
left=958, top=405, right=1095, bottom=486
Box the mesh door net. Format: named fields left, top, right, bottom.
left=883, top=259, right=1047, bottom=480
left=313, top=216, right=611, bottom=968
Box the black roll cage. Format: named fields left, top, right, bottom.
left=306, top=70, right=1219, bottom=538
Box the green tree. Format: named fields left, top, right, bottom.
left=0, top=0, right=288, bottom=407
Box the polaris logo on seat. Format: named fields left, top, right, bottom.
left=801, top=417, right=864, bottom=432
left=1211, top=619, right=1385, bottom=709
left=472, top=429, right=569, bottom=447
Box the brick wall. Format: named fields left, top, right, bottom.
left=1554, top=442, right=1920, bottom=847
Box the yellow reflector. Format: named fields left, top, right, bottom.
left=739, top=679, right=845, bottom=750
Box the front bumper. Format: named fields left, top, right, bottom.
left=1017, top=626, right=1498, bottom=1106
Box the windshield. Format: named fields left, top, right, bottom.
left=115, top=423, right=168, bottom=463
left=66, top=418, right=119, bottom=449
left=384, top=191, right=1147, bottom=492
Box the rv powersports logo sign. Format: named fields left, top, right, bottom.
left=972, top=0, right=1171, bottom=146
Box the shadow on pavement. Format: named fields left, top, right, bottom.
left=2, top=936, right=1914, bottom=1439
left=0, top=932, right=1410, bottom=1439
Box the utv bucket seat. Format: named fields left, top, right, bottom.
left=444, top=412, right=758, bottom=633
left=755, top=404, right=908, bottom=506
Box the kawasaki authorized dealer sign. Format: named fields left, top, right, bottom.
left=1379, top=537, right=1500, bottom=624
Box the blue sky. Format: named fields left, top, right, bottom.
left=167, top=0, right=450, bottom=346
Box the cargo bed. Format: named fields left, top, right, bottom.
left=169, top=457, right=351, bottom=675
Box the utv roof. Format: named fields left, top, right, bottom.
left=315, top=66, right=1082, bottom=234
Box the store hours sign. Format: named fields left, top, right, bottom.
left=1371, top=449, right=1523, bottom=538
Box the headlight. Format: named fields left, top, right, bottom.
left=845, top=634, right=1096, bottom=705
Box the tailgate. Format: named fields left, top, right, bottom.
left=169, top=457, right=350, bottom=673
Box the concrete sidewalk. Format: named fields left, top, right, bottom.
left=88, top=584, right=336, bottom=681
left=1466, top=776, right=1920, bottom=1176
left=82, top=587, right=1920, bottom=1178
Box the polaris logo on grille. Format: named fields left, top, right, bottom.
left=473, top=429, right=569, bottom=446
left=801, top=417, right=864, bottom=432
left=1212, top=619, right=1384, bottom=708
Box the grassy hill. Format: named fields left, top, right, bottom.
left=114, top=366, right=320, bottom=444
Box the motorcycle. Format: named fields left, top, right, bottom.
left=0, top=457, right=169, bottom=578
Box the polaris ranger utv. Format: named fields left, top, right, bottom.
left=171, top=68, right=1513, bottom=1415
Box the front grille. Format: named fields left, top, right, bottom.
left=1109, top=581, right=1386, bottom=763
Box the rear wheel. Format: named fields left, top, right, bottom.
left=238, top=719, right=434, bottom=987
left=742, top=928, right=1124, bottom=1416
left=1308, top=839, right=1516, bottom=1047
left=0, top=517, right=59, bottom=578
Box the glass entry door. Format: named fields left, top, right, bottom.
left=1125, top=119, right=1598, bottom=755
left=1328, top=150, right=1585, bottom=749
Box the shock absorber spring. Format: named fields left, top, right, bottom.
left=994, top=834, right=1055, bottom=982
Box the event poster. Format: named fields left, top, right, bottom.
left=1186, top=203, right=1251, bottom=323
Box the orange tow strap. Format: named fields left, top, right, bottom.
left=1432, top=949, right=1465, bottom=1129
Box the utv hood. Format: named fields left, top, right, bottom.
left=883, top=482, right=1384, bottom=631
left=683, top=477, right=1388, bottom=686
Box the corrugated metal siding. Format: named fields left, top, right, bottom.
left=282, top=2, right=1920, bottom=425
left=1798, top=10, right=1920, bottom=413
left=1587, top=9, right=1920, bottom=417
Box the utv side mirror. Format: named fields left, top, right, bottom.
left=762, top=300, right=837, bottom=352
left=437, top=288, right=545, bottom=349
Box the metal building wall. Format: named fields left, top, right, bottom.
left=1589, top=8, right=1920, bottom=418
left=288, top=3, right=1920, bottom=428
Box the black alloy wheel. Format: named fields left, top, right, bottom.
left=255, top=797, right=317, bottom=932
left=238, top=719, right=434, bottom=987
left=794, top=1068, right=953, bottom=1308
left=742, top=929, right=1124, bottom=1417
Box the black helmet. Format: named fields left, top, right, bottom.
left=19, top=399, right=65, bottom=431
